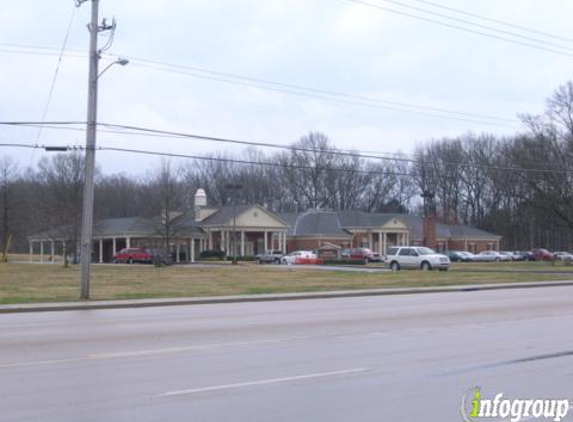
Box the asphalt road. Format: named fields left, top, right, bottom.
left=1, top=286, right=573, bottom=422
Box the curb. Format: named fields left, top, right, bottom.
left=2, top=280, right=573, bottom=314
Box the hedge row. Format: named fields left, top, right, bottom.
left=322, top=259, right=366, bottom=266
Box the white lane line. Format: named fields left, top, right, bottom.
left=0, top=338, right=310, bottom=368
left=161, top=368, right=369, bottom=397
left=0, top=331, right=387, bottom=369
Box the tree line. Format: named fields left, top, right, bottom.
left=2, top=81, right=573, bottom=254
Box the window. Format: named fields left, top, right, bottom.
left=398, top=248, right=412, bottom=256
left=387, top=247, right=399, bottom=256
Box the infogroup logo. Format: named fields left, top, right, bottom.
left=461, top=387, right=571, bottom=422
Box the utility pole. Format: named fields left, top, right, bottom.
left=225, top=183, right=242, bottom=264
left=77, top=0, right=119, bottom=299
left=78, top=0, right=100, bottom=299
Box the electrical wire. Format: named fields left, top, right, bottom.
left=409, top=0, right=573, bottom=43
left=0, top=43, right=520, bottom=126
left=360, top=0, right=573, bottom=52
left=339, top=0, right=573, bottom=58
left=98, top=146, right=411, bottom=177
left=124, top=56, right=517, bottom=125
left=34, top=6, right=77, bottom=147
left=0, top=123, right=570, bottom=175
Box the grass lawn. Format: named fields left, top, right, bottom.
left=0, top=262, right=572, bottom=304
left=449, top=260, right=573, bottom=271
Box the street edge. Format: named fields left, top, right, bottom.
left=2, top=280, right=573, bottom=314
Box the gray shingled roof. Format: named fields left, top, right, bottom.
left=198, top=205, right=254, bottom=226
left=281, top=210, right=352, bottom=237
left=280, top=210, right=499, bottom=239
left=198, top=205, right=287, bottom=227
left=93, top=217, right=156, bottom=237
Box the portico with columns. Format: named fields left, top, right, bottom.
left=199, top=205, right=289, bottom=256
left=346, top=216, right=411, bottom=258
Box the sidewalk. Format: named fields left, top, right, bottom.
left=2, top=280, right=573, bottom=314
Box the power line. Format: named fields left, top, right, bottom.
left=409, top=0, right=573, bottom=43
left=1, top=120, right=568, bottom=174
left=339, top=0, right=573, bottom=58
left=34, top=6, right=77, bottom=147
left=98, top=146, right=411, bottom=177
left=124, top=56, right=517, bottom=125
left=363, top=0, right=573, bottom=52
left=0, top=43, right=519, bottom=126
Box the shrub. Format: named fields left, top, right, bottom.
left=322, top=259, right=366, bottom=266
left=226, top=255, right=256, bottom=262
left=199, top=250, right=226, bottom=260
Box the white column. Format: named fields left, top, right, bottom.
left=191, top=238, right=195, bottom=263
left=50, top=241, right=55, bottom=263
left=383, top=232, right=387, bottom=259
left=208, top=231, right=213, bottom=250
left=40, top=241, right=44, bottom=263
left=99, top=239, right=103, bottom=263
left=112, top=238, right=117, bottom=256
left=283, top=231, right=287, bottom=253
left=368, top=232, right=373, bottom=249
left=126, top=237, right=131, bottom=248
left=176, top=242, right=180, bottom=263
left=378, top=232, right=382, bottom=255
left=264, top=231, right=268, bottom=253
left=29, top=242, right=33, bottom=262
left=62, top=241, right=66, bottom=262
left=241, top=231, right=245, bottom=256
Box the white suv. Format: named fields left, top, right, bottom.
left=386, top=246, right=450, bottom=271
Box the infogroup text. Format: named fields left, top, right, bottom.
left=461, top=388, right=571, bottom=422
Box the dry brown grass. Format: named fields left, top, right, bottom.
left=0, top=262, right=571, bottom=304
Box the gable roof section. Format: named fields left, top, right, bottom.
left=281, top=210, right=351, bottom=237
left=199, top=204, right=288, bottom=228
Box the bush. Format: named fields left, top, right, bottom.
left=226, top=255, right=256, bottom=262
left=199, top=250, right=226, bottom=260
left=322, top=259, right=366, bottom=266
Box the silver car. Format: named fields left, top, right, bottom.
left=386, top=246, right=450, bottom=271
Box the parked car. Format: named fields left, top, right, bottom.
left=475, top=251, right=511, bottom=262
left=113, top=247, right=153, bottom=264
left=554, top=251, right=573, bottom=261
left=255, top=250, right=284, bottom=264
left=386, top=246, right=450, bottom=271
left=147, top=249, right=173, bottom=266
left=509, top=251, right=527, bottom=261
left=500, top=251, right=518, bottom=261
left=340, top=248, right=381, bottom=263
left=460, top=252, right=477, bottom=261
left=281, top=250, right=316, bottom=265
left=446, top=250, right=474, bottom=262
left=530, top=248, right=554, bottom=261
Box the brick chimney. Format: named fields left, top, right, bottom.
left=423, top=216, right=437, bottom=250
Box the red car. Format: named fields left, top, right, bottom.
left=113, top=248, right=153, bottom=264
left=530, top=248, right=554, bottom=261
left=341, top=248, right=382, bottom=263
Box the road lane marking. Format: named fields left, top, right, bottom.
left=0, top=331, right=390, bottom=369
left=160, top=368, right=369, bottom=397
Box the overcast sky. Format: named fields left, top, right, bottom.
left=1, top=0, right=573, bottom=175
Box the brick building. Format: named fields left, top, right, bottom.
left=28, top=190, right=500, bottom=262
